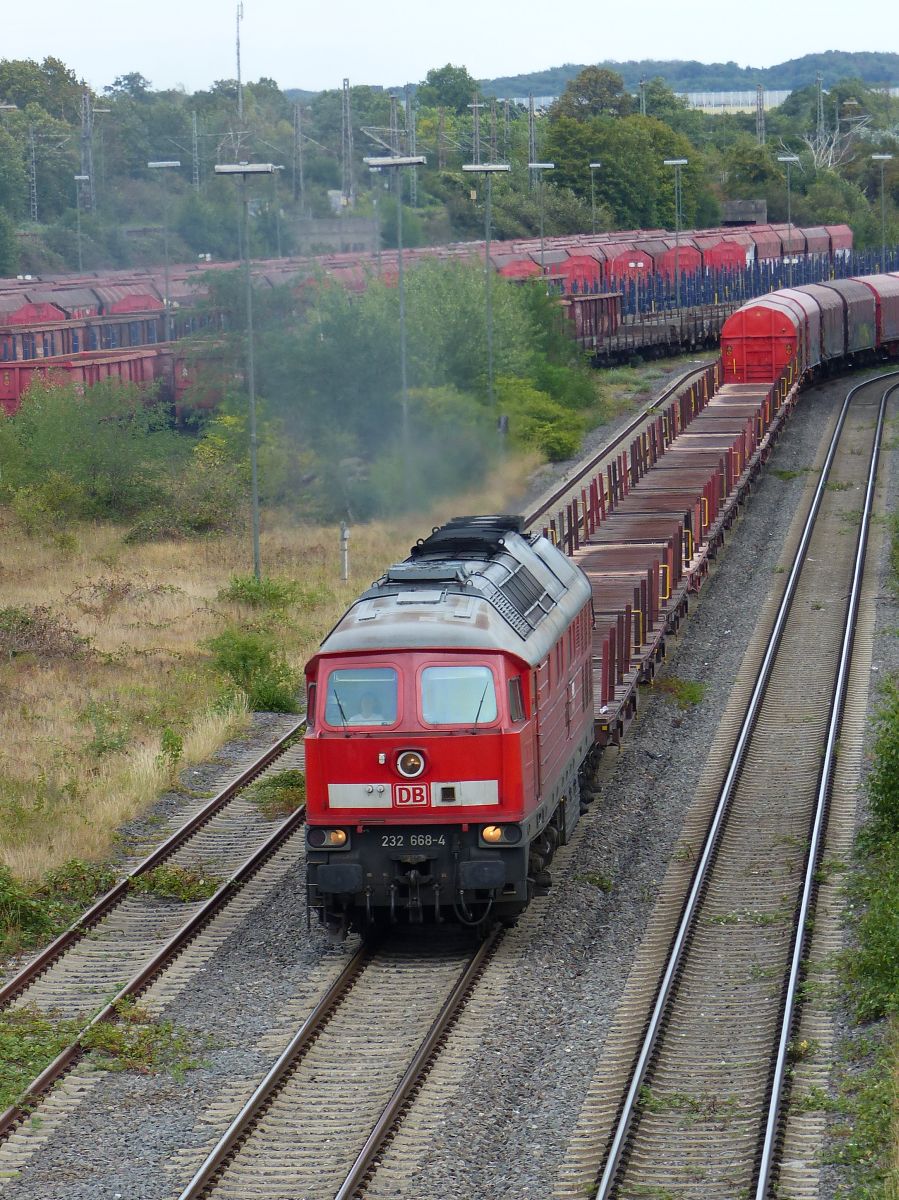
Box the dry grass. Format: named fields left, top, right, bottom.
left=0, top=451, right=537, bottom=881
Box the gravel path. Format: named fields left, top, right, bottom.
left=3, top=369, right=892, bottom=1200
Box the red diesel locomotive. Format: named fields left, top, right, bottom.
left=303, top=515, right=596, bottom=935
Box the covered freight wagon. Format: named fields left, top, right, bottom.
left=820, top=279, right=877, bottom=353
left=720, top=299, right=801, bottom=382
left=855, top=274, right=899, bottom=346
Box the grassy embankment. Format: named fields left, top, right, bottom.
left=0, top=358, right=683, bottom=954
left=824, top=502, right=899, bottom=1198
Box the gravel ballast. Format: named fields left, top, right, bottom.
left=2, top=371, right=893, bottom=1200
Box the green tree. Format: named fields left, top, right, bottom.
left=0, top=209, right=17, bottom=274
left=0, top=379, right=183, bottom=519
left=550, top=67, right=633, bottom=121
left=417, top=64, right=481, bottom=114
left=0, top=56, right=82, bottom=120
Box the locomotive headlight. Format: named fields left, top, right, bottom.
left=307, top=828, right=348, bottom=848
left=481, top=825, right=522, bottom=845
left=396, top=749, right=426, bottom=779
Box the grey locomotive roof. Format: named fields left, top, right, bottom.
left=317, top=516, right=592, bottom=668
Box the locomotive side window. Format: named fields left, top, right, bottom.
left=421, top=666, right=497, bottom=726
left=508, top=677, right=525, bottom=723
left=325, top=667, right=397, bottom=727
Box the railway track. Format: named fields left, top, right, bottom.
left=176, top=929, right=502, bottom=1200
left=0, top=717, right=306, bottom=1137
left=565, top=371, right=895, bottom=1199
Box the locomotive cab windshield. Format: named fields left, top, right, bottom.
left=420, top=664, right=497, bottom=726
left=325, top=666, right=398, bottom=727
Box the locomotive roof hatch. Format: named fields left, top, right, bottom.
left=314, top=515, right=592, bottom=666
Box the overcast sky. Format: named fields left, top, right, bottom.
left=5, top=0, right=895, bottom=95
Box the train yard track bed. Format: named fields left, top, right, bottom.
left=0, top=373, right=895, bottom=1199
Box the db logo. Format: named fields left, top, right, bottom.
left=393, top=784, right=428, bottom=807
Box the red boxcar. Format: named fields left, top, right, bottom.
left=694, top=234, right=749, bottom=272
left=720, top=299, right=801, bottom=382
left=606, top=242, right=654, bottom=282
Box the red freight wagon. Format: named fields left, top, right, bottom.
left=794, top=284, right=846, bottom=362
left=528, top=248, right=569, bottom=274
left=771, top=223, right=807, bottom=256
left=802, top=226, right=832, bottom=255
left=693, top=235, right=748, bottom=272
left=820, top=279, right=877, bottom=352
left=606, top=243, right=654, bottom=282
left=854, top=274, right=899, bottom=345
left=825, top=225, right=853, bottom=258
left=93, top=285, right=163, bottom=315
left=38, top=287, right=100, bottom=319
left=772, top=290, right=823, bottom=373
left=0, top=296, right=67, bottom=325
left=559, top=252, right=605, bottom=292
left=494, top=253, right=542, bottom=280
left=649, top=239, right=703, bottom=279
left=748, top=226, right=783, bottom=262
left=721, top=299, right=801, bottom=382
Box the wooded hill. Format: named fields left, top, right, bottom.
left=482, top=51, right=899, bottom=98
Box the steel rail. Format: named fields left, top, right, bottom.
left=177, top=931, right=501, bottom=1200
left=753, top=377, right=896, bottom=1198
left=522, top=362, right=712, bottom=529
left=0, top=718, right=304, bottom=1008
left=0, top=797, right=309, bottom=1139
left=177, top=941, right=375, bottom=1199
left=593, top=371, right=898, bottom=1200
left=333, top=927, right=503, bottom=1200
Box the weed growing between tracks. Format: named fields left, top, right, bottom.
left=0, top=999, right=202, bottom=1111
left=249, top=769, right=307, bottom=819
left=130, top=865, right=222, bottom=902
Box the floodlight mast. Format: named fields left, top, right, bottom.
left=663, top=158, right=688, bottom=305
left=872, top=154, right=894, bottom=268
left=147, top=160, right=181, bottom=340
left=462, top=163, right=511, bottom=427
left=362, top=155, right=427, bottom=503
left=777, top=154, right=800, bottom=285
left=214, top=162, right=282, bottom=580
left=589, top=162, right=602, bottom=234
left=528, top=162, right=555, bottom=282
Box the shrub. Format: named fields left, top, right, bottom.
left=0, top=867, right=56, bottom=953
left=0, top=379, right=179, bottom=519
left=0, top=606, right=90, bottom=662
left=124, top=463, right=244, bottom=543
left=206, top=627, right=300, bottom=712
left=36, top=860, right=117, bottom=909
left=218, top=575, right=301, bottom=610
left=10, top=471, right=88, bottom=536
